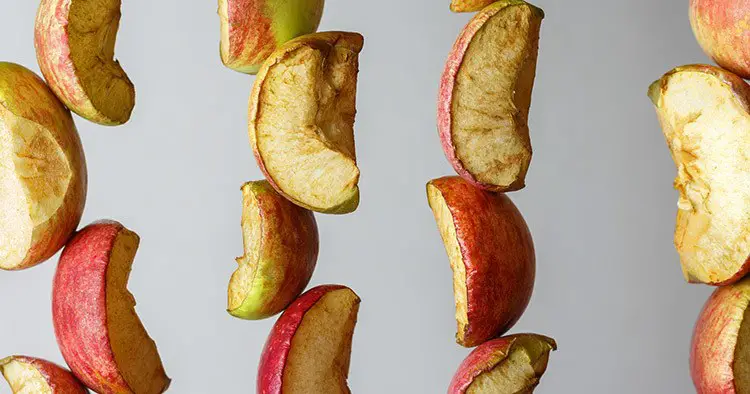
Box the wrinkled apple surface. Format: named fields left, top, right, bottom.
left=439, top=0, right=544, bottom=192
left=649, top=65, right=750, bottom=285
left=249, top=31, right=362, bottom=214
left=0, top=62, right=86, bottom=271
left=228, top=181, right=318, bottom=320
left=35, top=0, right=135, bottom=125
left=1, top=356, right=87, bottom=394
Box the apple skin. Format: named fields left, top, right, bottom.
left=691, top=278, right=750, bottom=393
left=219, top=0, right=325, bottom=74
left=0, top=356, right=88, bottom=393
left=428, top=176, right=535, bottom=347
left=690, top=0, right=750, bottom=79
left=0, top=62, right=87, bottom=270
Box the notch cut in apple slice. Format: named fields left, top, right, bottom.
left=249, top=31, right=363, bottom=214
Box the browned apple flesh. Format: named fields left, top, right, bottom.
left=468, top=336, right=554, bottom=393
left=737, top=306, right=750, bottom=392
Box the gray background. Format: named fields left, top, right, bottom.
left=0, top=0, right=715, bottom=392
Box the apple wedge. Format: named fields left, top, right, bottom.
left=53, top=221, right=170, bottom=394
left=1, top=356, right=88, bottom=394
left=228, top=180, right=319, bottom=320
left=427, top=176, right=535, bottom=347
left=219, top=0, right=325, bottom=74
left=438, top=0, right=544, bottom=192
left=249, top=31, right=363, bottom=214
left=450, top=0, right=497, bottom=13
left=649, top=64, right=750, bottom=285
left=0, top=62, right=87, bottom=271
left=691, top=277, right=750, bottom=393
left=448, top=334, right=556, bottom=394
left=258, top=285, right=360, bottom=394
left=35, top=0, right=135, bottom=125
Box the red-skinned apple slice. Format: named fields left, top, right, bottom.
left=427, top=176, right=535, bottom=347
left=690, top=0, right=750, bottom=79
left=249, top=31, right=363, bottom=214
left=257, top=285, right=360, bottom=394
left=53, top=220, right=170, bottom=394
left=1, top=356, right=88, bottom=394
left=448, top=334, right=556, bottom=394
left=228, top=180, right=319, bottom=320
left=438, top=0, right=544, bottom=192
left=0, top=62, right=87, bottom=271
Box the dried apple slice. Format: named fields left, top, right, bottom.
left=249, top=31, right=363, bottom=214
left=450, top=0, right=497, bottom=12
left=1, top=356, right=87, bottom=394
left=438, top=0, right=544, bottom=192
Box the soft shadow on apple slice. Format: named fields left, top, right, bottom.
left=249, top=31, right=363, bottom=214
left=439, top=0, right=543, bottom=192
left=228, top=180, right=319, bottom=320
left=258, top=285, right=360, bottom=394
left=427, top=176, right=535, bottom=348
left=1, top=356, right=88, bottom=394
left=448, top=334, right=556, bottom=394
left=649, top=64, right=750, bottom=285
left=53, top=221, right=169, bottom=394
left=35, top=0, right=134, bottom=125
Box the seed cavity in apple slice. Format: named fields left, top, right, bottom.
left=1, top=356, right=87, bottom=394
left=249, top=31, right=363, bottom=214
left=649, top=64, right=750, bottom=285
left=439, top=0, right=544, bottom=191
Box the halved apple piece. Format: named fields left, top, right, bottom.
left=649, top=64, right=750, bottom=285
left=35, top=0, right=135, bottom=125
left=53, top=221, right=170, bottom=394
left=438, top=0, right=544, bottom=192
left=1, top=356, right=88, bottom=394
left=0, top=62, right=87, bottom=271
left=228, top=180, right=319, bottom=320
left=427, top=176, right=535, bottom=347
left=249, top=31, right=363, bottom=214
left=450, top=0, right=497, bottom=13
left=258, top=285, right=360, bottom=394
left=448, top=334, right=557, bottom=394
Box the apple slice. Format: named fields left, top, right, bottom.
left=35, top=0, right=135, bottom=125
left=691, top=277, right=750, bottom=393
left=427, top=176, right=535, bottom=347
left=219, top=0, right=325, bottom=74
left=228, top=180, right=319, bottom=320
left=448, top=334, right=556, bottom=394
left=258, top=285, right=360, bottom=394
left=53, top=221, right=170, bottom=394
left=649, top=64, right=750, bottom=285
left=249, top=31, right=363, bottom=214
left=450, top=0, right=497, bottom=12
left=0, top=62, right=87, bottom=271
left=1, top=356, right=88, bottom=394
left=438, top=0, right=544, bottom=192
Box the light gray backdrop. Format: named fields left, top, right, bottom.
left=0, top=0, right=714, bottom=392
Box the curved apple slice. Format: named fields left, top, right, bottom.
left=35, top=0, right=135, bottom=125
left=249, top=31, right=363, bottom=214
left=448, top=334, right=556, bottom=394
left=53, top=221, right=170, bottom=394
left=450, top=0, right=497, bottom=12
left=258, top=285, right=360, bottom=394
left=427, top=176, right=535, bottom=347
left=0, top=62, right=86, bottom=271
left=1, top=356, right=88, bottom=394
left=439, top=0, right=544, bottom=192
left=228, top=180, right=319, bottom=320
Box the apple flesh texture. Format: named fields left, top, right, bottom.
left=0, top=62, right=86, bottom=271
left=228, top=180, right=319, bottom=320
left=1, top=356, right=88, bottom=394
left=219, top=0, right=324, bottom=74
left=690, top=0, right=750, bottom=79
left=438, top=0, right=543, bottom=192
left=448, top=334, right=556, bottom=394
left=691, top=277, right=750, bottom=393
left=35, top=0, right=135, bottom=125
left=649, top=64, right=750, bottom=286
left=450, top=0, right=498, bottom=12
left=258, top=285, right=360, bottom=394
left=427, top=176, right=535, bottom=348
left=53, top=221, right=170, bottom=394
left=249, top=31, right=363, bottom=214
